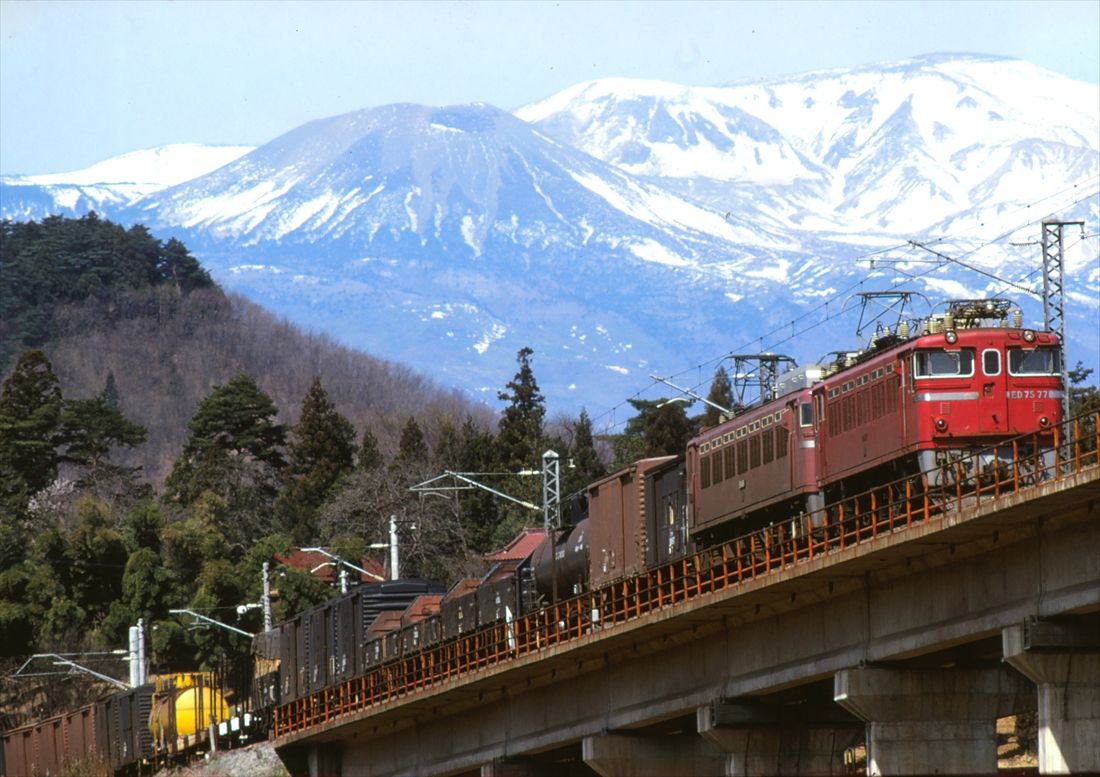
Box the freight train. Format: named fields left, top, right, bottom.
left=3, top=298, right=1067, bottom=773
left=1, top=674, right=230, bottom=777
left=260, top=298, right=1065, bottom=724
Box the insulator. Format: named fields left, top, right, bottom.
left=944, top=312, right=954, bottom=331
left=1013, top=309, right=1022, bottom=328
left=899, top=321, right=910, bottom=338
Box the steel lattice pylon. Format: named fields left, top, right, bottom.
left=1041, top=220, right=1083, bottom=421
left=541, top=450, right=560, bottom=532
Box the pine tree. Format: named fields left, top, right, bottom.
left=704, top=366, right=734, bottom=427
left=158, top=237, right=212, bottom=292
left=275, top=378, right=356, bottom=543
left=0, top=350, right=63, bottom=505
left=58, top=395, right=147, bottom=470
left=165, top=374, right=286, bottom=541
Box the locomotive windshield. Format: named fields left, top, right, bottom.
left=1007, top=346, right=1061, bottom=376
left=913, top=348, right=975, bottom=377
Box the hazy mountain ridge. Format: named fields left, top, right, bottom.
left=2, top=54, right=1097, bottom=412
left=0, top=144, right=254, bottom=221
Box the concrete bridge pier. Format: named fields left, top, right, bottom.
left=834, top=665, right=1034, bottom=776
left=581, top=732, right=725, bottom=777
left=696, top=699, right=862, bottom=775
left=1003, top=616, right=1100, bottom=775
left=278, top=741, right=342, bottom=777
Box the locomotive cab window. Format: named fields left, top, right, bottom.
left=982, top=349, right=1001, bottom=376
left=1008, top=346, right=1060, bottom=376
left=799, top=402, right=813, bottom=427
left=913, top=348, right=975, bottom=378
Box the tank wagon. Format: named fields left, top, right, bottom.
left=1, top=674, right=229, bottom=777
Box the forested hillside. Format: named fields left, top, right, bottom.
left=0, top=216, right=637, bottom=725
left=2, top=213, right=489, bottom=484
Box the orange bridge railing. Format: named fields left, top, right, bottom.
left=274, top=412, right=1099, bottom=738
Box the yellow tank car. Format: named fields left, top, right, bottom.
left=149, top=673, right=231, bottom=748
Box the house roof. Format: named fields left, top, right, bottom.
left=483, top=528, right=548, bottom=563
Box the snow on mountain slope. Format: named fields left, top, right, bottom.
left=0, top=143, right=253, bottom=221
left=1, top=55, right=1096, bottom=412
left=118, top=102, right=819, bottom=407
left=517, top=54, right=1100, bottom=237
left=132, top=103, right=792, bottom=258
left=21, top=143, right=254, bottom=187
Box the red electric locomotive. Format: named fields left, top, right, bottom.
left=813, top=300, right=1062, bottom=497
left=687, top=299, right=1064, bottom=545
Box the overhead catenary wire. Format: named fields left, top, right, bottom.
left=588, top=179, right=1100, bottom=435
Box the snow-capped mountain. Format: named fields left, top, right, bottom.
left=2, top=55, right=1097, bottom=415
left=122, top=102, right=811, bottom=406
left=517, top=54, right=1099, bottom=237
left=0, top=143, right=253, bottom=221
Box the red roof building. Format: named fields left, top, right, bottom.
left=274, top=549, right=387, bottom=584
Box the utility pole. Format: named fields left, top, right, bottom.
left=261, top=561, right=273, bottom=632
left=1041, top=220, right=1083, bottom=422
left=128, top=619, right=147, bottom=687
left=389, top=515, right=399, bottom=581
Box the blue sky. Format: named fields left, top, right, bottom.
left=2, top=0, right=1098, bottom=175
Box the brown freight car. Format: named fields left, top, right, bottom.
left=586, top=456, right=677, bottom=590
left=2, top=684, right=153, bottom=777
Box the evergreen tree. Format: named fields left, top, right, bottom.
left=496, top=347, right=546, bottom=470
left=611, top=398, right=662, bottom=468
left=58, top=394, right=147, bottom=470
left=566, top=408, right=606, bottom=497
left=0, top=349, right=63, bottom=505
left=392, top=417, right=429, bottom=472
left=433, top=420, right=462, bottom=471
left=357, top=427, right=384, bottom=470
left=455, top=417, right=500, bottom=553
left=158, top=237, right=212, bottom=292
left=64, top=498, right=128, bottom=626
left=101, top=371, right=120, bottom=410
left=123, top=500, right=163, bottom=553
left=165, top=374, right=286, bottom=541
left=1068, top=362, right=1099, bottom=454
left=645, top=402, right=693, bottom=457
left=486, top=349, right=548, bottom=548
left=703, top=366, right=734, bottom=427
left=275, top=378, right=356, bottom=544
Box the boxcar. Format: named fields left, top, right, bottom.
left=587, top=457, right=677, bottom=589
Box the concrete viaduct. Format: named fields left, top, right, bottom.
left=274, top=464, right=1100, bottom=777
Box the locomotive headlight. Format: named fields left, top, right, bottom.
left=944, top=330, right=958, bottom=345
left=935, top=417, right=948, bottom=432
left=1023, top=329, right=1036, bottom=343
left=1038, top=416, right=1050, bottom=428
